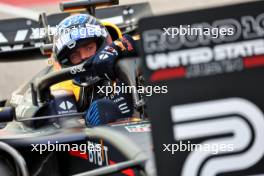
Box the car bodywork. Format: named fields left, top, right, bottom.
left=0, top=1, right=155, bottom=176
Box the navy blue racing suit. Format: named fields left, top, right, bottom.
left=83, top=34, right=137, bottom=126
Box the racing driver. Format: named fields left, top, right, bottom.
left=51, top=14, right=137, bottom=126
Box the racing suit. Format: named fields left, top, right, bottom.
left=51, top=34, right=137, bottom=126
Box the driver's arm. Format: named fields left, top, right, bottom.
left=91, top=34, right=138, bottom=80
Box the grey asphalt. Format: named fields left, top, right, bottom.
left=0, top=0, right=253, bottom=100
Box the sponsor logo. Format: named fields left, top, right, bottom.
left=57, top=100, right=77, bottom=115
left=97, top=46, right=118, bottom=61
left=99, top=53, right=109, bottom=60
left=70, top=64, right=86, bottom=74
left=125, top=124, right=151, bottom=132
left=87, top=141, right=109, bottom=166
left=171, top=98, right=264, bottom=176
left=146, top=39, right=264, bottom=70
left=143, top=14, right=264, bottom=53
left=146, top=39, right=264, bottom=81
left=118, top=102, right=130, bottom=114
left=59, top=101, right=73, bottom=110
left=142, top=13, right=264, bottom=81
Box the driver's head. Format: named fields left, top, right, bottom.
left=53, top=14, right=112, bottom=67
left=68, top=39, right=97, bottom=65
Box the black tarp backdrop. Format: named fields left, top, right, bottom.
left=0, top=2, right=152, bottom=60
left=139, top=1, right=264, bottom=176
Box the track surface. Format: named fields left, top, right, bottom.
left=0, top=0, right=254, bottom=99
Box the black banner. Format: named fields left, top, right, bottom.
left=139, top=1, right=264, bottom=176
left=0, top=2, right=152, bottom=55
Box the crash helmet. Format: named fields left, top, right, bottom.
left=53, top=14, right=112, bottom=67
